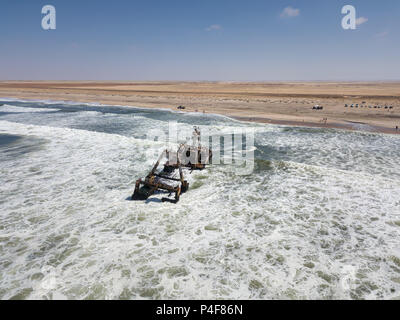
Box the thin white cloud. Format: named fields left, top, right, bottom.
left=374, top=30, right=389, bottom=38
left=280, top=6, right=300, bottom=18
left=205, top=24, right=221, bottom=31
left=356, top=17, right=368, bottom=26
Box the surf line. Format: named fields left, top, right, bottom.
left=155, top=304, right=191, bottom=318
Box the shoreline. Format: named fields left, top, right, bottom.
left=232, top=116, right=400, bottom=135
left=2, top=95, right=399, bottom=136
left=1, top=81, right=399, bottom=135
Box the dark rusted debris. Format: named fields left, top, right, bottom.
left=132, top=127, right=212, bottom=203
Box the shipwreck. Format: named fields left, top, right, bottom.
left=131, top=127, right=212, bottom=203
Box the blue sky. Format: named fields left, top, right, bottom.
left=0, top=0, right=399, bottom=80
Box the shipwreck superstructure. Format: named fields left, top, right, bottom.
left=131, top=127, right=212, bottom=203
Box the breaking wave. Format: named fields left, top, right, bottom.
left=0, top=99, right=400, bottom=300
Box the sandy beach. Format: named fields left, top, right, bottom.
left=1, top=81, right=400, bottom=134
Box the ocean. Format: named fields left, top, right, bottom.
left=0, top=99, right=399, bottom=300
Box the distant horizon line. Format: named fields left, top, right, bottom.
left=1, top=79, right=400, bottom=83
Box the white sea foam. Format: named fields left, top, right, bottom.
left=0, top=100, right=400, bottom=300
left=0, top=104, right=60, bottom=113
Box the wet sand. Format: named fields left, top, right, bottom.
left=1, top=81, right=400, bottom=134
